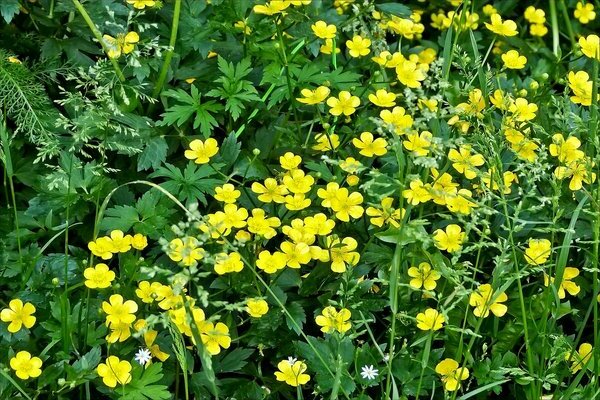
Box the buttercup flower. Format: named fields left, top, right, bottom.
left=352, top=131, right=388, bottom=157
left=185, top=138, right=219, bottom=164
left=214, top=252, right=244, bottom=275
left=566, top=343, right=593, bottom=373
left=524, top=238, right=552, bottom=265
left=10, top=351, right=42, bottom=380
left=469, top=284, right=508, bottom=318
left=198, top=321, right=231, bottom=355
left=296, top=86, right=331, bottom=105
left=502, top=50, right=527, bottom=69
left=327, top=91, right=360, bottom=116
left=435, top=359, right=469, bottom=391
left=97, top=356, right=132, bottom=387
left=368, top=89, right=396, bottom=107
left=84, top=263, right=116, bottom=289
left=416, top=308, right=445, bottom=331
left=103, top=32, right=139, bottom=58
left=485, top=14, right=518, bottom=36
left=433, top=224, right=466, bottom=253
left=579, top=34, right=600, bottom=59
left=311, top=20, right=336, bottom=39
left=1, top=299, right=36, bottom=333
left=214, top=183, right=241, bottom=203
left=408, top=262, right=441, bottom=290
left=315, top=306, right=352, bottom=334
left=246, top=298, right=269, bottom=318
left=544, top=267, right=581, bottom=299
left=102, top=294, right=137, bottom=327
left=127, top=0, right=155, bottom=9
left=575, top=2, right=596, bottom=24
left=275, top=359, right=310, bottom=387
left=346, top=35, right=371, bottom=57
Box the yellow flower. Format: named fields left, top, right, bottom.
left=253, top=1, right=290, bottom=15
left=368, top=89, right=396, bottom=107
left=131, top=233, right=148, bottom=250
left=566, top=343, right=593, bottom=373
left=275, top=359, right=310, bottom=387
left=430, top=169, right=459, bottom=205
left=448, top=146, right=485, bottom=179
left=198, top=321, right=231, bottom=355
left=579, top=34, right=600, bottom=60
left=380, top=106, right=414, bottom=134
left=416, top=308, right=445, bottom=331
left=482, top=4, right=497, bottom=16
left=167, top=237, right=205, bottom=267
left=282, top=169, right=314, bottom=194
left=403, top=130, right=433, bottom=156
left=402, top=179, right=432, bottom=205
left=103, top=31, right=139, bottom=58
left=575, top=2, right=595, bottom=24
left=1, top=299, right=36, bottom=333
left=135, top=281, right=163, bottom=303
left=326, top=91, right=360, bottom=116
left=88, top=236, right=114, bottom=260
left=524, top=6, right=545, bottom=24
left=311, top=20, right=336, bottom=39
left=408, top=262, right=441, bottom=290
left=214, top=252, right=244, bottom=275
left=366, top=197, right=404, bottom=228
left=352, top=131, right=388, bottom=157
left=435, top=359, right=469, bottom=391
left=544, top=267, right=581, bottom=299
left=214, top=183, right=241, bottom=203
left=280, top=152, right=302, bottom=170
left=396, top=59, right=426, bottom=88
left=489, top=89, right=512, bottom=110
left=144, top=330, right=170, bottom=361
left=234, top=20, right=252, bottom=35
left=247, top=208, right=280, bottom=238
left=568, top=71, right=596, bottom=106
left=313, top=132, right=340, bottom=151
left=296, top=86, right=331, bottom=105
left=246, top=299, right=269, bottom=318
left=433, top=224, right=466, bottom=253
left=524, top=238, right=552, bottom=265
left=106, top=230, right=133, bottom=253
left=530, top=23, right=548, bottom=37
left=549, top=133, right=584, bottom=163
left=323, top=236, right=360, bottom=273
left=329, top=187, right=364, bottom=221
left=501, top=50, right=527, bottom=69
left=281, top=241, right=312, bottom=268
left=485, top=14, right=518, bottom=37
left=481, top=168, right=518, bottom=194
left=554, top=158, right=596, bottom=191
left=469, top=284, right=508, bottom=318
left=10, top=351, right=42, bottom=380
left=251, top=178, right=288, bottom=203
left=185, top=138, right=219, bottom=164
left=8, top=56, right=21, bottom=64
left=315, top=306, right=352, bottom=334
left=84, top=263, right=116, bottom=289
left=126, top=0, right=155, bottom=9
left=346, top=35, right=371, bottom=57
left=97, top=356, right=132, bottom=387
left=445, top=189, right=477, bottom=215
left=320, top=38, right=340, bottom=54
left=509, top=98, right=538, bottom=121
left=256, top=250, right=287, bottom=273
left=102, top=294, right=137, bottom=326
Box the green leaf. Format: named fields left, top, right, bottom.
left=285, top=302, right=306, bottom=335
left=0, top=0, right=20, bottom=23
left=98, top=205, right=140, bottom=232
left=137, top=136, right=169, bottom=171
left=121, top=363, right=170, bottom=400
left=375, top=3, right=411, bottom=17
left=213, top=348, right=254, bottom=373
left=159, top=86, right=222, bottom=136
left=72, top=347, right=101, bottom=373
left=217, top=133, right=241, bottom=168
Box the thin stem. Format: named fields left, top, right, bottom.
left=70, top=0, right=125, bottom=81
left=152, top=0, right=182, bottom=98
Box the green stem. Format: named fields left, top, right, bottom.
left=558, top=0, right=576, bottom=48
left=152, top=0, right=182, bottom=98
left=70, top=0, right=125, bottom=81
left=549, top=0, right=560, bottom=58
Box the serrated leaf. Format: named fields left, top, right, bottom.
left=217, top=133, right=241, bottom=168
left=122, top=363, right=170, bottom=400
left=285, top=302, right=306, bottom=335
left=213, top=348, right=254, bottom=373
left=159, top=86, right=222, bottom=136
left=137, top=136, right=168, bottom=171
left=98, top=205, right=140, bottom=232
left=375, top=3, right=411, bottom=17
left=0, top=0, right=20, bottom=23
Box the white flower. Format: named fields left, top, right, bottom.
left=134, top=348, right=152, bottom=365
left=360, top=365, right=379, bottom=380
left=286, top=356, right=298, bottom=365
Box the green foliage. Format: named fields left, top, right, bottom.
left=159, top=86, right=223, bottom=136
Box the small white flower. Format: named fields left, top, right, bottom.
left=287, top=356, right=298, bottom=365
left=383, top=354, right=390, bottom=363
left=360, top=365, right=379, bottom=380
left=134, top=348, right=152, bottom=365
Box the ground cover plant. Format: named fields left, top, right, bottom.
left=2, top=0, right=600, bottom=399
